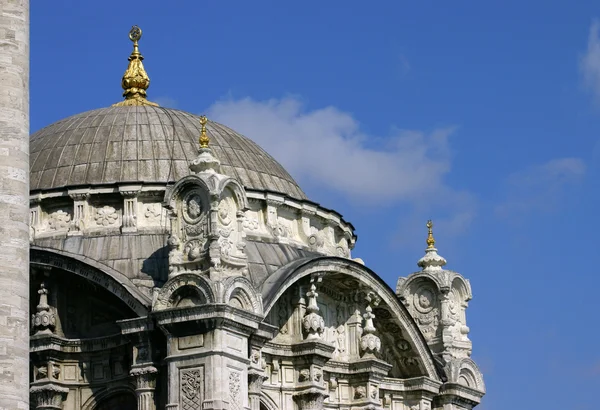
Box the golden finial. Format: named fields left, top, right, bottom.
left=426, top=220, right=435, bottom=249
left=199, top=115, right=209, bottom=148
left=113, top=25, right=159, bottom=107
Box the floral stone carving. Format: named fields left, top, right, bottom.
left=95, top=205, right=118, bottom=226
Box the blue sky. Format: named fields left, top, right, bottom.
left=32, top=2, right=600, bottom=409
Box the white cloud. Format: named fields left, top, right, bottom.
left=207, top=96, right=461, bottom=206
left=580, top=19, right=600, bottom=100
left=495, top=157, right=586, bottom=217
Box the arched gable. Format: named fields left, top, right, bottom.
left=261, top=256, right=443, bottom=381
left=31, top=247, right=150, bottom=316
left=153, top=272, right=216, bottom=311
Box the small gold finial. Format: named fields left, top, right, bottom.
left=199, top=115, right=209, bottom=148
left=426, top=220, right=435, bottom=249
left=113, top=25, right=159, bottom=107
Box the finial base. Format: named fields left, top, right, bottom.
left=189, top=148, right=221, bottom=174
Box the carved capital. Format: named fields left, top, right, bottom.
left=130, top=365, right=158, bottom=390
left=30, top=383, right=69, bottom=410
left=248, top=370, right=268, bottom=395
left=293, top=389, right=329, bottom=410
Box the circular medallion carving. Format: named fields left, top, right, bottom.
left=218, top=200, right=233, bottom=226
left=414, top=286, right=436, bottom=314
left=183, top=192, right=203, bottom=224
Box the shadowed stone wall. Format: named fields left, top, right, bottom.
left=0, top=0, right=29, bottom=408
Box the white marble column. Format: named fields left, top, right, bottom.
left=0, top=1, right=30, bottom=409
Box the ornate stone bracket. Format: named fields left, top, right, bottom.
left=30, top=383, right=69, bottom=410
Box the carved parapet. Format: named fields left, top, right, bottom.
left=30, top=383, right=69, bottom=410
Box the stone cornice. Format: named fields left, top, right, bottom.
left=154, top=303, right=263, bottom=336
left=436, top=382, right=484, bottom=405
left=379, top=376, right=442, bottom=394
left=30, top=333, right=127, bottom=354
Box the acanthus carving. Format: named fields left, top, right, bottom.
left=130, top=365, right=158, bottom=390
left=293, top=391, right=328, bottom=410
left=30, top=384, right=69, bottom=409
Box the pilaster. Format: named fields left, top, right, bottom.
left=118, top=316, right=159, bottom=410
left=67, top=190, right=90, bottom=236
left=156, top=305, right=264, bottom=410
left=120, top=185, right=142, bottom=233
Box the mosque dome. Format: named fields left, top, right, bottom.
left=29, top=106, right=307, bottom=200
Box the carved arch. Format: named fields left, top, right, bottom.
left=153, top=273, right=216, bottom=311
left=259, top=391, right=280, bottom=410
left=222, top=276, right=262, bottom=314
left=30, top=247, right=150, bottom=316
left=454, top=357, right=485, bottom=393
left=163, top=175, right=213, bottom=211
left=261, top=257, right=443, bottom=381
left=81, top=385, right=136, bottom=410
left=451, top=275, right=473, bottom=302
left=218, top=178, right=249, bottom=211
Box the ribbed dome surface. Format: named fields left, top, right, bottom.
left=30, top=106, right=306, bottom=199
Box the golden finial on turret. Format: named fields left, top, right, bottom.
left=199, top=115, right=209, bottom=148
left=426, top=220, right=435, bottom=249
left=113, top=25, right=159, bottom=107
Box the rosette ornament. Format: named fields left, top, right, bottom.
left=302, top=282, right=325, bottom=340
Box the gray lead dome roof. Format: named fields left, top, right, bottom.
left=30, top=106, right=307, bottom=199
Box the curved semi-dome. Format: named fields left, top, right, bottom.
left=29, top=105, right=307, bottom=200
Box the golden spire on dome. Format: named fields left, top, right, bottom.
left=199, top=115, right=209, bottom=148
left=113, top=26, right=159, bottom=107
left=426, top=220, right=435, bottom=249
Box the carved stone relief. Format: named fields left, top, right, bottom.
left=229, top=370, right=241, bottom=410
left=48, top=209, right=71, bottom=231
left=181, top=368, right=203, bottom=410
left=95, top=205, right=119, bottom=226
